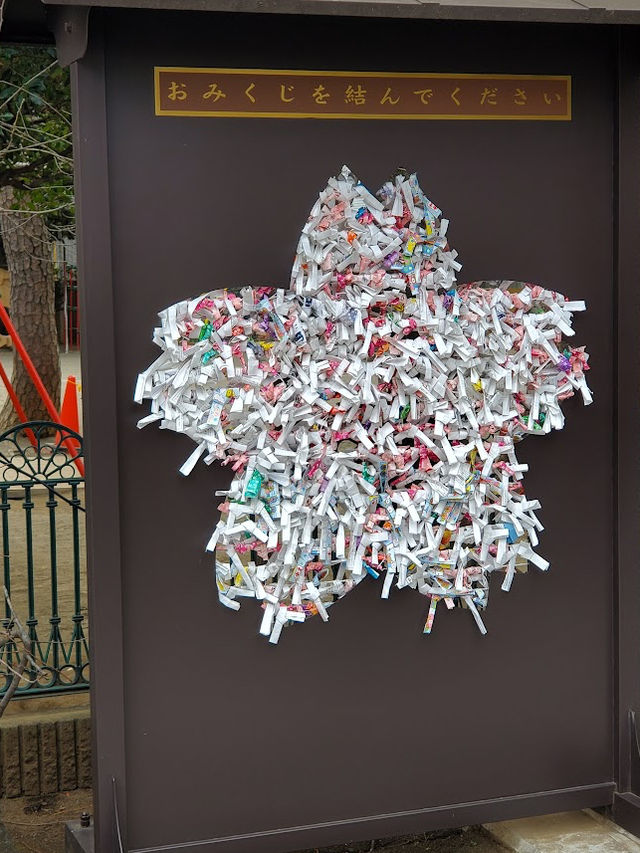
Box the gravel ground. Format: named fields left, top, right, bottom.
left=0, top=790, right=92, bottom=853
left=298, top=828, right=508, bottom=853
left=0, top=350, right=83, bottom=432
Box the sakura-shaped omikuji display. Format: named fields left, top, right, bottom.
left=135, top=167, right=591, bottom=643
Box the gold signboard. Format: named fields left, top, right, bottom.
left=154, top=68, right=571, bottom=121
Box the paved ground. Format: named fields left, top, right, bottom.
left=487, top=810, right=640, bottom=852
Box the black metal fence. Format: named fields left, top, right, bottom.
left=0, top=422, right=88, bottom=696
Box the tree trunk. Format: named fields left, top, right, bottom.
left=0, top=186, right=60, bottom=429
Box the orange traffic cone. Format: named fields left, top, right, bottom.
left=57, top=375, right=80, bottom=451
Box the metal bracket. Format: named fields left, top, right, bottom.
left=46, top=5, right=90, bottom=67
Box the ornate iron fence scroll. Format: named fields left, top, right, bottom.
left=0, top=421, right=88, bottom=696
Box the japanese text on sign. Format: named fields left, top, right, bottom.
left=154, top=68, right=571, bottom=120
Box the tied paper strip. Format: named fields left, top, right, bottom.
left=135, top=166, right=592, bottom=643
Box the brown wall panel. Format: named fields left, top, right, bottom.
left=93, top=10, right=614, bottom=850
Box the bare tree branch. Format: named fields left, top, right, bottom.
left=0, top=61, right=61, bottom=114
left=0, top=586, right=38, bottom=716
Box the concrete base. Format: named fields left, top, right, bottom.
left=65, top=821, right=94, bottom=853
left=485, top=808, right=640, bottom=852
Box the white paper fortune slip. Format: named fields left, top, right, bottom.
left=135, top=166, right=592, bottom=643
